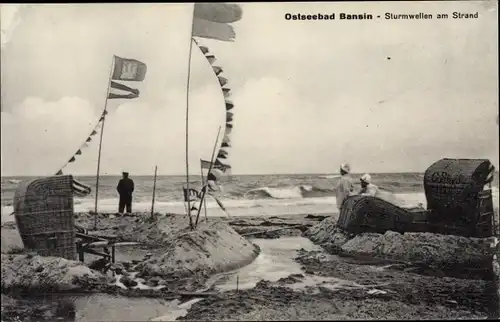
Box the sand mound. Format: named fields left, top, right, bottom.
left=303, top=217, right=353, bottom=252
left=1, top=254, right=107, bottom=293
left=305, top=217, right=496, bottom=268
left=340, top=231, right=495, bottom=266
left=136, top=221, right=260, bottom=280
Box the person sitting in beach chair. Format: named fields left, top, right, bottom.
left=359, top=174, right=381, bottom=197
left=117, top=172, right=134, bottom=214
left=336, top=163, right=356, bottom=210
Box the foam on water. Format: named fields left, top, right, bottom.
left=1, top=191, right=436, bottom=224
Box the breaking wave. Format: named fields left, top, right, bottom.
left=244, top=185, right=336, bottom=200
left=318, top=175, right=341, bottom=179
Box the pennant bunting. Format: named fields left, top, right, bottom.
left=98, top=112, right=106, bottom=122
left=56, top=170, right=63, bottom=175
left=103, top=110, right=108, bottom=116
left=192, top=3, right=242, bottom=42
left=222, top=134, right=231, bottom=144
left=195, top=41, right=236, bottom=188
left=68, top=156, right=76, bottom=163
left=86, top=137, right=92, bottom=143
left=90, top=130, right=98, bottom=136
left=207, top=180, right=219, bottom=192
left=205, top=55, right=216, bottom=65
left=207, top=172, right=218, bottom=182
left=214, top=159, right=231, bottom=171
left=212, top=66, right=223, bottom=75
left=112, top=55, right=148, bottom=82
left=199, top=46, right=209, bottom=54
left=211, top=168, right=224, bottom=178
left=218, top=76, right=228, bottom=87
left=75, top=149, right=82, bottom=155
left=217, top=151, right=228, bottom=159
left=222, top=88, right=231, bottom=98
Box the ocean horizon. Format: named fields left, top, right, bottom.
left=2, top=172, right=498, bottom=222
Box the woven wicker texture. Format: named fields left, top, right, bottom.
left=13, top=175, right=77, bottom=260
left=424, top=158, right=494, bottom=230
left=337, top=195, right=416, bottom=234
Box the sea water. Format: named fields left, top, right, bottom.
left=4, top=172, right=491, bottom=222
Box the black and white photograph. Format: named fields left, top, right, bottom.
left=1, top=1, right=499, bottom=321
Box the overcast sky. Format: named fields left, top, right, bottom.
left=1, top=1, right=498, bottom=176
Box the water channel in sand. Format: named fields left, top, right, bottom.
left=7, top=237, right=360, bottom=321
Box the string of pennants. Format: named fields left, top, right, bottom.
left=55, top=55, right=147, bottom=176
left=55, top=110, right=108, bottom=176
left=194, top=39, right=233, bottom=190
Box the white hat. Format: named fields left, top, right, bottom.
left=360, top=173, right=372, bottom=184
left=340, top=163, right=351, bottom=173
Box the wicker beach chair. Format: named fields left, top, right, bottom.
left=423, top=158, right=496, bottom=238
left=13, top=175, right=79, bottom=260
left=338, top=158, right=496, bottom=238
left=13, top=175, right=123, bottom=271
left=337, top=195, right=420, bottom=234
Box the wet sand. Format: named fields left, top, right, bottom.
left=2, top=212, right=499, bottom=321
left=180, top=248, right=498, bottom=321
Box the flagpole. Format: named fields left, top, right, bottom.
left=185, top=4, right=196, bottom=230
left=150, top=165, right=158, bottom=219
left=199, top=160, right=208, bottom=223
left=195, top=126, right=222, bottom=227
left=93, top=55, right=115, bottom=230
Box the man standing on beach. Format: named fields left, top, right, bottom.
left=117, top=172, right=134, bottom=213
left=336, top=163, right=355, bottom=210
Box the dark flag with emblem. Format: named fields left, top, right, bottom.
left=183, top=187, right=201, bottom=202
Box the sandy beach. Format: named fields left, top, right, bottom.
left=2, top=211, right=499, bottom=321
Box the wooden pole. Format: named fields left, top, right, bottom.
left=150, top=165, right=158, bottom=218
left=195, top=126, right=222, bottom=227
left=200, top=160, right=208, bottom=223
left=93, top=56, right=115, bottom=230
left=185, top=5, right=196, bottom=230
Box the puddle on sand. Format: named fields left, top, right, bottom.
left=4, top=294, right=199, bottom=322
left=72, top=294, right=195, bottom=321
left=207, top=237, right=360, bottom=292
left=5, top=237, right=369, bottom=321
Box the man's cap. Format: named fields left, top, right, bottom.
left=360, top=173, right=372, bottom=184
left=340, top=163, right=351, bottom=174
